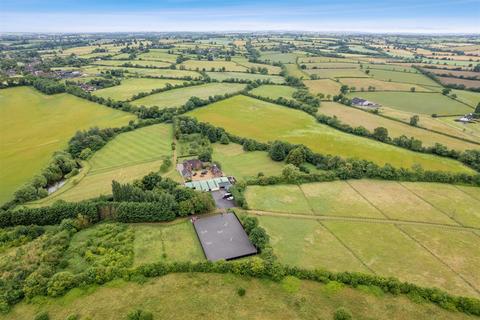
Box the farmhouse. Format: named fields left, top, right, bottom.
left=351, top=97, right=380, bottom=109
left=177, top=159, right=224, bottom=181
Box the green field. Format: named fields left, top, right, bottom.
left=93, top=78, right=185, bottom=101
left=260, top=51, right=299, bottom=63
left=81, top=66, right=202, bottom=79
left=133, top=221, right=204, bottom=266
left=348, top=92, right=473, bottom=115
left=249, top=84, right=297, bottom=100
left=212, top=143, right=285, bottom=180
left=368, top=69, right=441, bottom=87
left=93, top=59, right=171, bottom=68
left=451, top=89, right=480, bottom=107
left=3, top=273, right=470, bottom=320
left=232, top=57, right=282, bottom=74
left=205, top=71, right=285, bottom=83
left=132, top=83, right=246, bottom=108
left=180, top=60, right=247, bottom=72
left=317, top=102, right=478, bottom=150
left=30, top=124, right=173, bottom=204
left=284, top=63, right=308, bottom=78
left=0, top=87, right=136, bottom=204
left=305, top=68, right=368, bottom=78
left=303, top=79, right=341, bottom=97
left=188, top=95, right=473, bottom=173
left=339, top=77, right=430, bottom=92
left=137, top=49, right=178, bottom=62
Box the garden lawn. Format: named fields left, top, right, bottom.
left=0, top=87, right=136, bottom=204
left=30, top=124, right=173, bottom=204
left=132, top=83, right=246, bottom=108
left=256, top=215, right=370, bottom=272
left=205, top=71, right=285, bottom=84
left=93, top=78, right=185, bottom=101
left=132, top=221, right=204, bottom=266
left=323, top=221, right=478, bottom=297
left=317, top=102, right=478, bottom=151
left=2, top=273, right=471, bottom=320
left=249, top=85, right=297, bottom=100
left=348, top=92, right=473, bottom=115
left=212, top=143, right=284, bottom=180
left=188, top=95, right=473, bottom=173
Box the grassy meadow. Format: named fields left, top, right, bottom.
left=180, top=60, right=247, bottom=72
left=317, top=102, right=479, bottom=150
left=303, top=79, right=341, bottom=97
left=205, top=71, right=285, bottom=83
left=0, top=87, right=136, bottom=204
left=93, top=78, right=185, bottom=101
left=305, top=68, right=368, bottom=78
left=93, top=59, right=171, bottom=68
left=368, top=69, right=441, bottom=87
left=249, top=84, right=297, bottom=99
left=339, top=78, right=430, bottom=92
left=188, top=95, right=473, bottom=173
left=348, top=92, right=473, bottom=115
left=132, top=83, right=246, bottom=108
left=30, top=124, right=173, bottom=204
left=81, top=66, right=202, bottom=79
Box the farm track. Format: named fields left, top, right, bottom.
left=247, top=210, right=480, bottom=232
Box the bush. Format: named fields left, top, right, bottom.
left=333, top=307, right=352, bottom=320
left=127, top=309, right=153, bottom=320
left=47, top=272, right=77, bottom=297
left=237, top=287, right=246, bottom=296
left=34, top=312, right=50, bottom=320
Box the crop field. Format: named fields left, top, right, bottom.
left=249, top=84, right=297, bottom=99
left=30, top=124, right=173, bottom=204
left=305, top=68, right=368, bottom=78
left=317, top=102, right=478, bottom=150
left=133, top=221, right=204, bottom=266
left=3, top=273, right=469, bottom=320
left=205, top=71, right=285, bottom=83
left=179, top=60, right=247, bottom=72
left=259, top=51, right=299, bottom=63
left=0, top=87, right=136, bottom=204
left=188, top=95, right=473, bottom=173
left=93, top=78, right=185, bottom=101
left=81, top=65, right=202, bottom=79
left=93, top=59, right=172, bottom=68
left=284, top=63, right=308, bottom=78
left=131, top=83, right=246, bottom=108
left=339, top=78, right=430, bottom=92
left=422, top=68, right=480, bottom=79
left=212, top=143, right=284, bottom=180
left=303, top=79, right=341, bottom=97
left=368, top=69, right=441, bottom=87
left=348, top=92, right=473, bottom=115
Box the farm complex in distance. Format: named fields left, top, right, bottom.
left=1, top=24, right=480, bottom=319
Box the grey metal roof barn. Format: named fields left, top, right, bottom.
left=192, top=212, right=257, bottom=261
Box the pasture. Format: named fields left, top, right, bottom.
left=188, top=95, right=473, bottom=173
left=260, top=51, right=299, bottom=63
left=30, top=124, right=173, bottom=204
left=93, top=60, right=171, bottom=68
left=303, top=79, right=341, bottom=97
left=3, top=273, right=469, bottom=320
left=348, top=92, right=473, bottom=115
left=249, top=84, right=297, bottom=100
left=0, top=87, right=136, bottom=204
left=305, top=68, right=368, bottom=78
left=436, top=77, right=480, bottom=90
left=131, top=83, right=246, bottom=108
left=232, top=57, right=282, bottom=74
left=368, top=69, right=441, bottom=87
left=339, top=78, right=430, bottom=92
left=284, top=63, right=308, bottom=78
left=93, top=78, right=185, bottom=101
left=317, top=102, right=478, bottom=150
left=81, top=66, right=202, bottom=79
left=451, top=89, right=480, bottom=107
left=205, top=71, right=285, bottom=83
left=137, top=49, right=178, bottom=62
left=212, top=143, right=285, bottom=180
left=179, top=60, right=247, bottom=72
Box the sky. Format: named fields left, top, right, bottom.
left=0, top=0, right=479, bottom=34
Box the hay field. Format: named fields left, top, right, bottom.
left=137, top=49, right=178, bottom=62
left=133, top=221, right=204, bottom=266
left=260, top=51, right=299, bottom=63
left=348, top=92, right=473, bottom=115
left=232, top=57, right=282, bottom=74
left=131, top=83, right=246, bottom=108
left=81, top=66, right=202, bottom=79
left=303, top=79, right=341, bottom=96
left=188, top=95, right=473, bottom=173
left=368, top=69, right=441, bottom=87
left=249, top=84, right=297, bottom=99
left=339, top=78, right=430, bottom=92
left=180, top=60, right=247, bottom=72
left=451, top=89, right=480, bottom=107
left=30, top=124, right=172, bottom=204
left=212, top=143, right=284, bottom=180
left=93, top=78, right=185, bottom=101
left=0, top=87, right=136, bottom=204
left=436, top=77, right=480, bottom=89
left=205, top=71, right=285, bottom=83
left=284, top=63, right=308, bottom=78
left=317, top=102, right=478, bottom=150
left=4, top=273, right=469, bottom=320
left=93, top=60, right=171, bottom=68
left=305, top=68, right=368, bottom=78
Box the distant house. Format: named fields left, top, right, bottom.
left=351, top=97, right=380, bottom=109
left=457, top=113, right=474, bottom=123
left=184, top=159, right=203, bottom=171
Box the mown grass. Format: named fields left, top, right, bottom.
left=132, top=83, right=246, bottom=108
left=93, top=78, right=185, bottom=101
left=132, top=221, right=204, bottom=266
left=188, top=95, right=473, bottom=173
left=249, top=84, right=297, bottom=100
left=348, top=92, right=473, bottom=115
left=323, top=221, right=478, bottom=297
left=212, top=143, right=284, bottom=180
left=31, top=124, right=173, bottom=204
left=317, top=102, right=478, bottom=151
left=205, top=71, right=285, bottom=83
left=2, top=273, right=471, bottom=320
left=256, top=215, right=370, bottom=272
left=0, top=86, right=136, bottom=204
